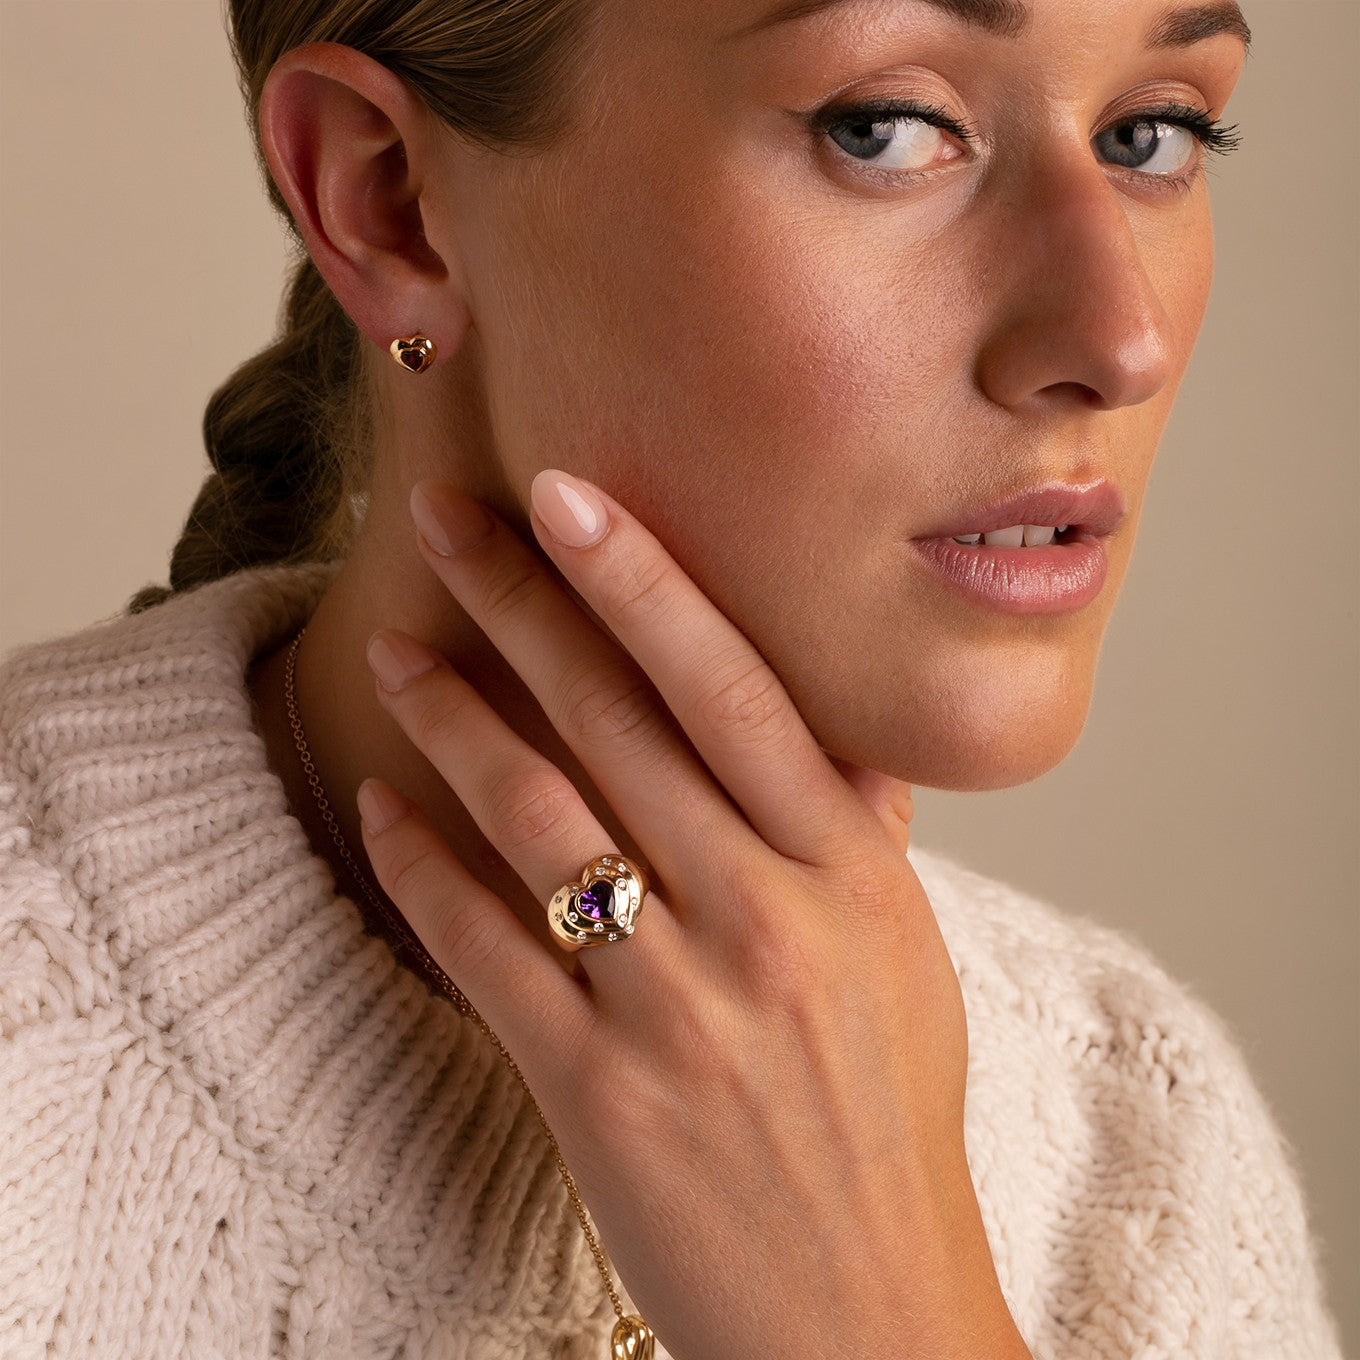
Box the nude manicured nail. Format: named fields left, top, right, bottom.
left=357, top=778, right=407, bottom=835
left=367, top=630, right=437, bottom=692
left=531, top=470, right=608, bottom=548
left=410, top=480, right=494, bottom=556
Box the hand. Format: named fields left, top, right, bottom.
left=356, top=470, right=1029, bottom=1360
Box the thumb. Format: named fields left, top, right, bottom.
left=828, top=756, right=915, bottom=856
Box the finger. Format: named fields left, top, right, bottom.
left=365, top=627, right=685, bottom=985
left=405, top=480, right=757, bottom=905
left=355, top=772, right=593, bottom=1095
left=526, top=470, right=874, bottom=866
left=827, top=756, right=916, bottom=858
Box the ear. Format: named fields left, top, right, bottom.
left=258, top=42, right=469, bottom=361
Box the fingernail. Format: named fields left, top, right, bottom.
left=367, top=630, right=438, bottom=692
left=410, top=480, right=494, bottom=556
left=357, top=777, right=407, bottom=835
left=531, top=470, right=609, bottom=548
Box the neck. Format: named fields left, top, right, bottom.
left=244, top=490, right=636, bottom=987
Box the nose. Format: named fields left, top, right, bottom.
left=974, top=151, right=1178, bottom=412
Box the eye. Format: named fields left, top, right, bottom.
left=809, top=97, right=1241, bottom=191
left=811, top=99, right=975, bottom=175
left=1096, top=119, right=1195, bottom=175
left=1094, top=104, right=1243, bottom=182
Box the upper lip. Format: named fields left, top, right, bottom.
left=913, top=479, right=1126, bottom=539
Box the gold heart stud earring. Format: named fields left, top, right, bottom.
left=390, top=334, right=436, bottom=374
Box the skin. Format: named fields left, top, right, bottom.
left=243, top=0, right=1247, bottom=1354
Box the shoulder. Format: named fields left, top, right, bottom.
left=0, top=561, right=340, bottom=794
left=911, top=838, right=1276, bottom=1137
left=0, top=560, right=341, bottom=1023
left=914, top=840, right=1232, bottom=1059
left=0, top=563, right=340, bottom=850
left=909, top=843, right=1344, bottom=1358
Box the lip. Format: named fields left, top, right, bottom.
left=908, top=479, right=1123, bottom=615
left=910, top=534, right=1109, bottom=614
left=911, top=480, right=1126, bottom=540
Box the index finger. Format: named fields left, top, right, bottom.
left=529, top=469, right=878, bottom=867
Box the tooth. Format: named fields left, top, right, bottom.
left=981, top=525, right=1026, bottom=547
left=1022, top=524, right=1056, bottom=547
left=952, top=532, right=983, bottom=545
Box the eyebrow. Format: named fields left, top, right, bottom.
left=1146, top=2, right=1251, bottom=50
left=725, top=0, right=1252, bottom=51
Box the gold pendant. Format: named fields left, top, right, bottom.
left=610, top=1314, right=655, bottom=1359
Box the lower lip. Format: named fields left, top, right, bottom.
left=909, top=531, right=1108, bottom=614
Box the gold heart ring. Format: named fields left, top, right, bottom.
left=547, top=855, right=649, bottom=951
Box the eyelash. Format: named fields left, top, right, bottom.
left=808, top=98, right=1244, bottom=193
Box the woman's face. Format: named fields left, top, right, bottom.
left=424, top=0, right=1248, bottom=791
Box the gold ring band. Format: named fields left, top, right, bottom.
left=547, top=855, right=649, bottom=952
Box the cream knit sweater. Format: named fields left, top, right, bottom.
left=0, top=561, right=1343, bottom=1360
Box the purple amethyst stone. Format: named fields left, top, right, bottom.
left=577, top=880, right=614, bottom=922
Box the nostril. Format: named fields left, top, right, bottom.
left=1040, top=381, right=1106, bottom=408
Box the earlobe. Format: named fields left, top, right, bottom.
left=257, top=42, right=465, bottom=361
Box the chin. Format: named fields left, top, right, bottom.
left=904, top=738, right=1084, bottom=793
left=816, top=656, right=1097, bottom=793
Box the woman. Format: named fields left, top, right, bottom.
left=0, top=0, right=1344, bottom=1357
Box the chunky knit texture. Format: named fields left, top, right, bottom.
left=0, top=562, right=1343, bottom=1360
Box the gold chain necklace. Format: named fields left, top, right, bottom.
left=282, top=624, right=654, bottom=1359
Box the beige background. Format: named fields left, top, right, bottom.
left=2, top=0, right=1356, bottom=1349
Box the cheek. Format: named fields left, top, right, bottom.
left=1139, top=195, right=1216, bottom=407
left=480, top=159, right=980, bottom=581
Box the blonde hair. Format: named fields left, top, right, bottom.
left=128, top=0, right=589, bottom=614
